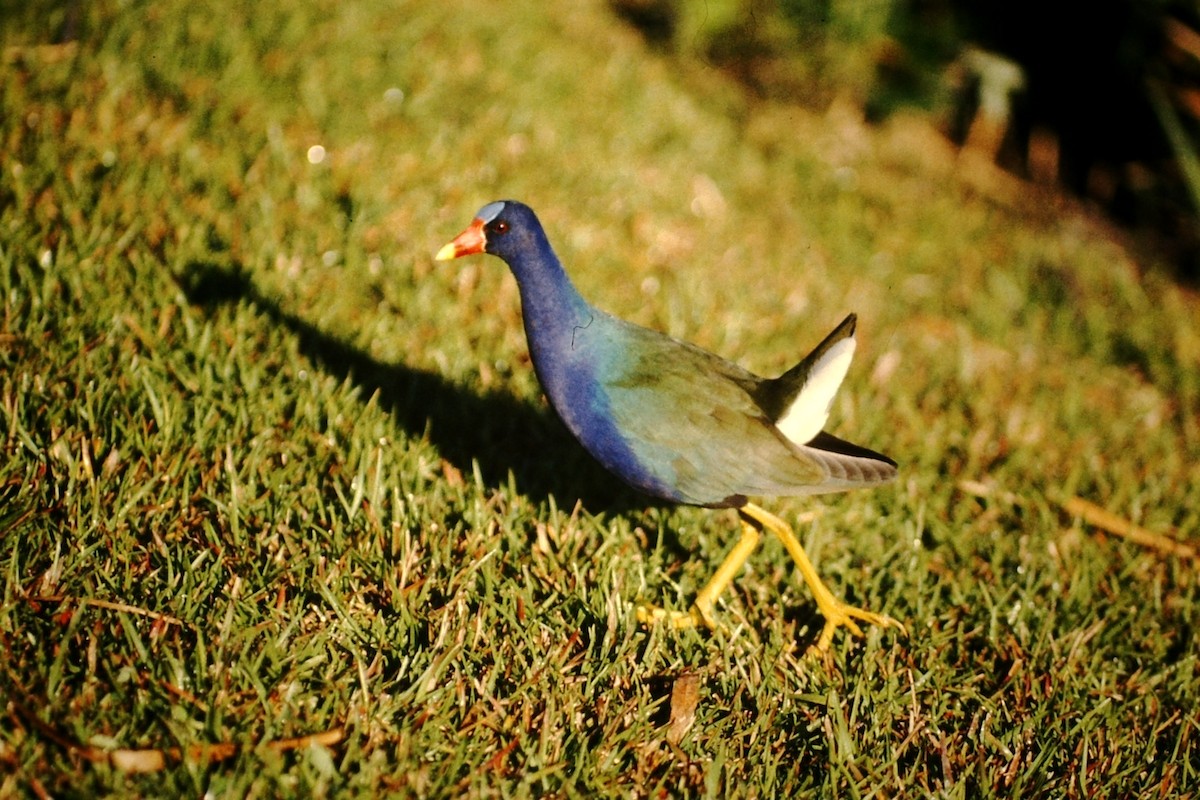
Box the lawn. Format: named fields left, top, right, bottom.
left=2, top=0, right=1198, bottom=796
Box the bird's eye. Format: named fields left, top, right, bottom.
left=491, top=220, right=510, bottom=235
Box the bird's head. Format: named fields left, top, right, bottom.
left=435, top=200, right=545, bottom=265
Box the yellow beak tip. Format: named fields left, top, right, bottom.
left=434, top=243, right=458, bottom=261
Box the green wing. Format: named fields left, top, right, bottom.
left=598, top=320, right=830, bottom=506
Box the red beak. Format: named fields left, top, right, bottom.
left=435, top=218, right=487, bottom=261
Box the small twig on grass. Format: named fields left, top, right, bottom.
left=8, top=691, right=343, bottom=773
left=24, top=595, right=189, bottom=628
left=108, top=727, right=346, bottom=773
left=958, top=481, right=1197, bottom=562
left=1058, top=495, right=1197, bottom=561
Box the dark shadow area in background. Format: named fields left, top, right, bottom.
left=611, top=0, right=1200, bottom=281
left=176, top=263, right=662, bottom=517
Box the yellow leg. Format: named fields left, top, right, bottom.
left=636, top=519, right=761, bottom=630
left=740, top=502, right=905, bottom=652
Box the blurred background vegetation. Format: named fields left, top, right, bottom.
left=615, top=0, right=1200, bottom=276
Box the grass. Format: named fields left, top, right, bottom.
left=2, top=0, right=1198, bottom=796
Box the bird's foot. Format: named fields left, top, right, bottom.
left=809, top=597, right=906, bottom=654
left=739, top=503, right=905, bottom=655
left=636, top=600, right=718, bottom=631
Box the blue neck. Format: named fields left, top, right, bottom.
left=504, top=233, right=596, bottom=379
left=494, top=213, right=680, bottom=502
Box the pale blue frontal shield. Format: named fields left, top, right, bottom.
left=477, top=200, right=506, bottom=223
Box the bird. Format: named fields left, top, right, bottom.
left=436, top=200, right=902, bottom=652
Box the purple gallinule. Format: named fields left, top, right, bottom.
left=437, top=200, right=901, bottom=651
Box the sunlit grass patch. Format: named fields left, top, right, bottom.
left=2, top=0, right=1197, bottom=796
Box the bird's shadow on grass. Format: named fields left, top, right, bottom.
left=176, top=261, right=670, bottom=520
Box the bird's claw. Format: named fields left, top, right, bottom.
left=636, top=601, right=718, bottom=631
left=809, top=599, right=906, bottom=654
